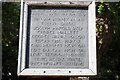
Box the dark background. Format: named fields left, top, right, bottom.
left=2, top=2, right=120, bottom=80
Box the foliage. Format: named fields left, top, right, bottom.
left=95, top=2, right=120, bottom=80
left=2, top=2, right=21, bottom=80
left=2, top=2, right=120, bottom=80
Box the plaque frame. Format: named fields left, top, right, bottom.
left=17, top=0, right=97, bottom=76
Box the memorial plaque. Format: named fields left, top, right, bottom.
left=18, top=1, right=97, bottom=76
left=28, top=8, right=88, bottom=68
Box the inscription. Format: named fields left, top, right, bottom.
left=28, top=9, right=89, bottom=68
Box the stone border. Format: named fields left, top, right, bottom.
left=17, top=1, right=97, bottom=76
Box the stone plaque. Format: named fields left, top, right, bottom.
left=17, top=1, right=96, bottom=76
left=28, top=8, right=89, bottom=68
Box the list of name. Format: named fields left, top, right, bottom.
left=29, top=9, right=89, bottom=68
